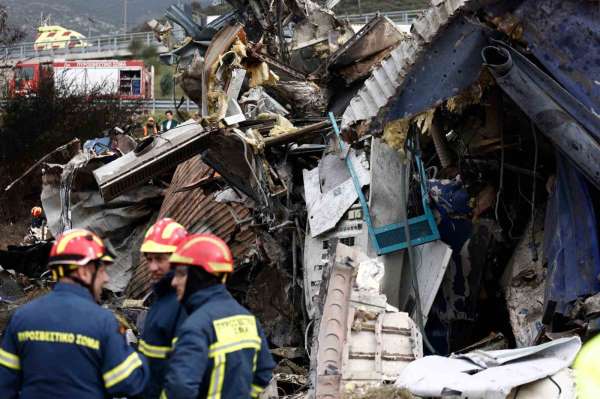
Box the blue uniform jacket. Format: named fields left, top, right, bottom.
left=140, top=272, right=186, bottom=399
left=0, top=282, right=149, bottom=399
left=161, top=284, right=275, bottom=399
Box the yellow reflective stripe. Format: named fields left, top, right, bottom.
left=138, top=339, right=171, bottom=359
left=140, top=240, right=177, bottom=254
left=208, top=338, right=261, bottom=357
left=103, top=352, right=143, bottom=388
left=251, top=384, right=264, bottom=398
left=207, top=353, right=226, bottom=399
left=0, top=348, right=20, bottom=370
left=160, top=390, right=168, bottom=399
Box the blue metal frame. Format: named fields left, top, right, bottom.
left=328, top=112, right=439, bottom=255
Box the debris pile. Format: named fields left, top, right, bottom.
left=1, top=0, right=599, bottom=398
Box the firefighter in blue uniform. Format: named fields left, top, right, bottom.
left=161, top=234, right=275, bottom=399
left=0, top=228, right=149, bottom=399
left=139, top=218, right=188, bottom=398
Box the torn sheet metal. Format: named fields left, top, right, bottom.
left=239, top=87, right=289, bottom=118
left=501, top=215, right=545, bottom=348
left=341, top=0, right=479, bottom=130
left=368, top=137, right=407, bottom=306
left=303, top=207, right=368, bottom=319
left=396, top=336, right=581, bottom=399
left=543, top=152, right=600, bottom=322
left=513, top=0, right=600, bottom=116
left=328, top=16, right=405, bottom=84
left=398, top=240, right=452, bottom=324
left=329, top=16, right=404, bottom=69
left=93, top=121, right=207, bottom=202
left=483, top=45, right=600, bottom=189
left=126, top=156, right=256, bottom=298
left=382, top=17, right=489, bottom=125
left=267, top=81, right=328, bottom=117
left=43, top=159, right=162, bottom=292
left=303, top=150, right=369, bottom=238
left=201, top=23, right=245, bottom=117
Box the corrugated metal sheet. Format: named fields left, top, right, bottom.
left=126, top=155, right=257, bottom=298
left=340, top=0, right=477, bottom=130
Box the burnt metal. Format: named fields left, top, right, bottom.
left=383, top=16, right=490, bottom=124
left=201, top=23, right=245, bottom=117
left=328, top=16, right=403, bottom=70
left=247, top=45, right=307, bottom=81
left=200, top=130, right=266, bottom=205
left=263, top=120, right=331, bottom=147
left=514, top=0, right=600, bottom=116
left=483, top=45, right=600, bottom=188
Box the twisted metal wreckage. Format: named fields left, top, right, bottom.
left=1, top=0, right=599, bottom=397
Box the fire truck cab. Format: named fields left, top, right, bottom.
left=9, top=60, right=154, bottom=99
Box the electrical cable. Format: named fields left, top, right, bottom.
left=494, top=126, right=504, bottom=223
left=529, top=121, right=539, bottom=261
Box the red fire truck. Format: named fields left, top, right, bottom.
left=9, top=59, right=154, bottom=99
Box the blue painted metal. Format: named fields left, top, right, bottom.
left=543, top=152, right=600, bottom=319
left=328, top=113, right=439, bottom=255
left=515, top=0, right=600, bottom=117
left=383, top=16, right=490, bottom=124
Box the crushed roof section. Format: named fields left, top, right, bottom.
left=340, top=0, right=478, bottom=130
left=126, top=155, right=257, bottom=298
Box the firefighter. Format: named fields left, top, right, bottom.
left=0, top=228, right=149, bottom=398
left=161, top=234, right=275, bottom=399
left=139, top=218, right=188, bottom=399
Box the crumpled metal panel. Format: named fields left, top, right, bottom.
left=383, top=17, right=489, bottom=124
left=341, top=0, right=475, bottom=130
left=93, top=121, right=207, bottom=202
left=126, top=155, right=256, bottom=298
left=514, top=0, right=600, bottom=116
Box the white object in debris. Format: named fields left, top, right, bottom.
left=395, top=336, right=581, bottom=399
left=303, top=149, right=370, bottom=237
left=506, top=368, right=576, bottom=399
left=355, top=258, right=385, bottom=294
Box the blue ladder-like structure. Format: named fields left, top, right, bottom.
left=328, top=112, right=439, bottom=255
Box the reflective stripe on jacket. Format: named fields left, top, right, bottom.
left=161, top=284, right=275, bottom=399
left=0, top=282, right=149, bottom=399
left=140, top=272, right=186, bottom=398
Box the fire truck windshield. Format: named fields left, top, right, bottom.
left=16, top=67, right=34, bottom=80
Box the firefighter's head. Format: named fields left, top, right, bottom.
left=141, top=218, right=187, bottom=283
left=169, top=234, right=233, bottom=303
left=47, top=228, right=115, bottom=302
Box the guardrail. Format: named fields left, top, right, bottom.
left=1, top=32, right=158, bottom=61
left=139, top=98, right=196, bottom=112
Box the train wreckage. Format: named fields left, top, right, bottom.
left=1, top=0, right=599, bottom=397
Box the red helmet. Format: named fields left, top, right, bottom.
left=31, top=206, right=43, bottom=217
left=48, top=229, right=114, bottom=274
left=141, top=218, right=188, bottom=254
left=169, top=234, right=233, bottom=276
